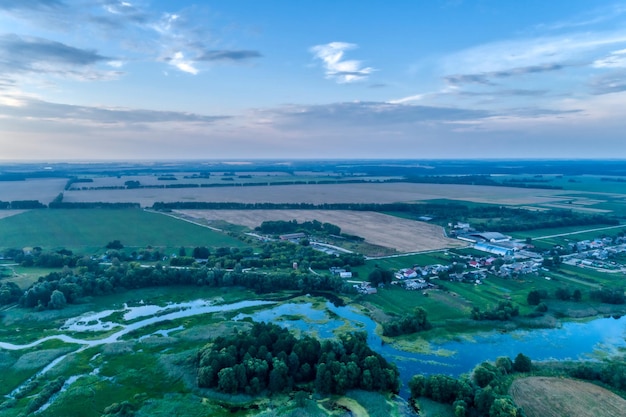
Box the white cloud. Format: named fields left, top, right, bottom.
left=310, top=42, right=375, bottom=83
left=170, top=51, right=198, bottom=75
left=593, top=48, right=626, bottom=68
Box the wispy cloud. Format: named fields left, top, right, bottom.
left=310, top=42, right=375, bottom=83
left=198, top=50, right=262, bottom=62
left=531, top=3, right=626, bottom=32
left=0, top=96, right=230, bottom=124
left=443, top=31, right=626, bottom=76
left=590, top=71, right=626, bottom=94
left=0, top=34, right=117, bottom=81
left=0, top=1, right=262, bottom=78
left=445, top=63, right=567, bottom=86
left=264, top=101, right=489, bottom=128
left=593, top=48, right=626, bottom=68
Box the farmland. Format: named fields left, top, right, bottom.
left=176, top=209, right=466, bottom=253
left=0, top=209, right=246, bottom=253
left=1, top=160, right=626, bottom=416
left=62, top=181, right=572, bottom=207
left=510, top=377, right=626, bottom=417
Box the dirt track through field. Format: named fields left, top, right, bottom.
left=176, top=210, right=466, bottom=253
left=0, top=210, right=25, bottom=220
left=510, top=377, right=626, bottom=417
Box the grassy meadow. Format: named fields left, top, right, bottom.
left=0, top=209, right=247, bottom=253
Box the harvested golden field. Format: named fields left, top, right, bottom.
left=176, top=209, right=466, bottom=253
left=63, top=182, right=570, bottom=207
left=510, top=377, right=626, bottom=417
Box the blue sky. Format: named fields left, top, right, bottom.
left=1, top=0, right=626, bottom=160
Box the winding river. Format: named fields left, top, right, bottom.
left=2, top=297, right=625, bottom=400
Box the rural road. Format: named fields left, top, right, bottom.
left=533, top=224, right=626, bottom=240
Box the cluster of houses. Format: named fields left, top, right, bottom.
left=564, top=238, right=626, bottom=271
left=353, top=282, right=378, bottom=294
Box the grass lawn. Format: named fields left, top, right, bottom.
left=0, top=209, right=248, bottom=252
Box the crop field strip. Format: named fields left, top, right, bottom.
left=0, top=209, right=246, bottom=251
left=61, top=182, right=574, bottom=206
left=176, top=209, right=466, bottom=253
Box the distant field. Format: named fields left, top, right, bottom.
left=62, top=182, right=571, bottom=207
left=176, top=209, right=466, bottom=253
left=510, top=377, right=626, bottom=417
left=0, top=209, right=246, bottom=252
left=0, top=178, right=66, bottom=204
left=0, top=210, right=25, bottom=219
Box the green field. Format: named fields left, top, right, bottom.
left=0, top=209, right=248, bottom=252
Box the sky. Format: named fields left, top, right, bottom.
left=1, top=0, right=626, bottom=160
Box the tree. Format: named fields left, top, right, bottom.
left=48, top=290, right=67, bottom=309
left=368, top=268, right=393, bottom=286
left=217, top=367, right=238, bottom=394
left=513, top=353, right=532, bottom=373
left=106, top=240, right=124, bottom=250
left=192, top=246, right=210, bottom=259
left=495, top=357, right=512, bottom=374
left=489, top=396, right=524, bottom=417
left=473, top=362, right=497, bottom=388
left=526, top=290, right=541, bottom=306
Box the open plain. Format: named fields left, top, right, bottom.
left=63, top=182, right=572, bottom=207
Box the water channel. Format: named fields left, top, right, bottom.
left=2, top=297, right=625, bottom=400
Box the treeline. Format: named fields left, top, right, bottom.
left=0, top=200, right=139, bottom=209
left=65, top=177, right=93, bottom=190
left=13, top=262, right=352, bottom=310
left=196, top=322, right=399, bottom=396
left=0, top=200, right=46, bottom=209
left=71, top=178, right=387, bottom=191
left=528, top=287, right=624, bottom=305
left=565, top=355, right=626, bottom=392
left=382, top=307, right=431, bottom=337
left=405, top=174, right=562, bottom=190
left=471, top=300, right=519, bottom=321
left=256, top=219, right=341, bottom=236
left=409, top=353, right=532, bottom=417
left=48, top=201, right=140, bottom=209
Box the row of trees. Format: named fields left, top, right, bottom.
left=471, top=301, right=520, bottom=321
left=0, top=200, right=46, bottom=209
left=196, top=322, right=399, bottom=396
left=528, top=287, right=624, bottom=305
left=409, top=353, right=532, bottom=417
left=255, top=219, right=341, bottom=236
left=13, top=262, right=353, bottom=310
